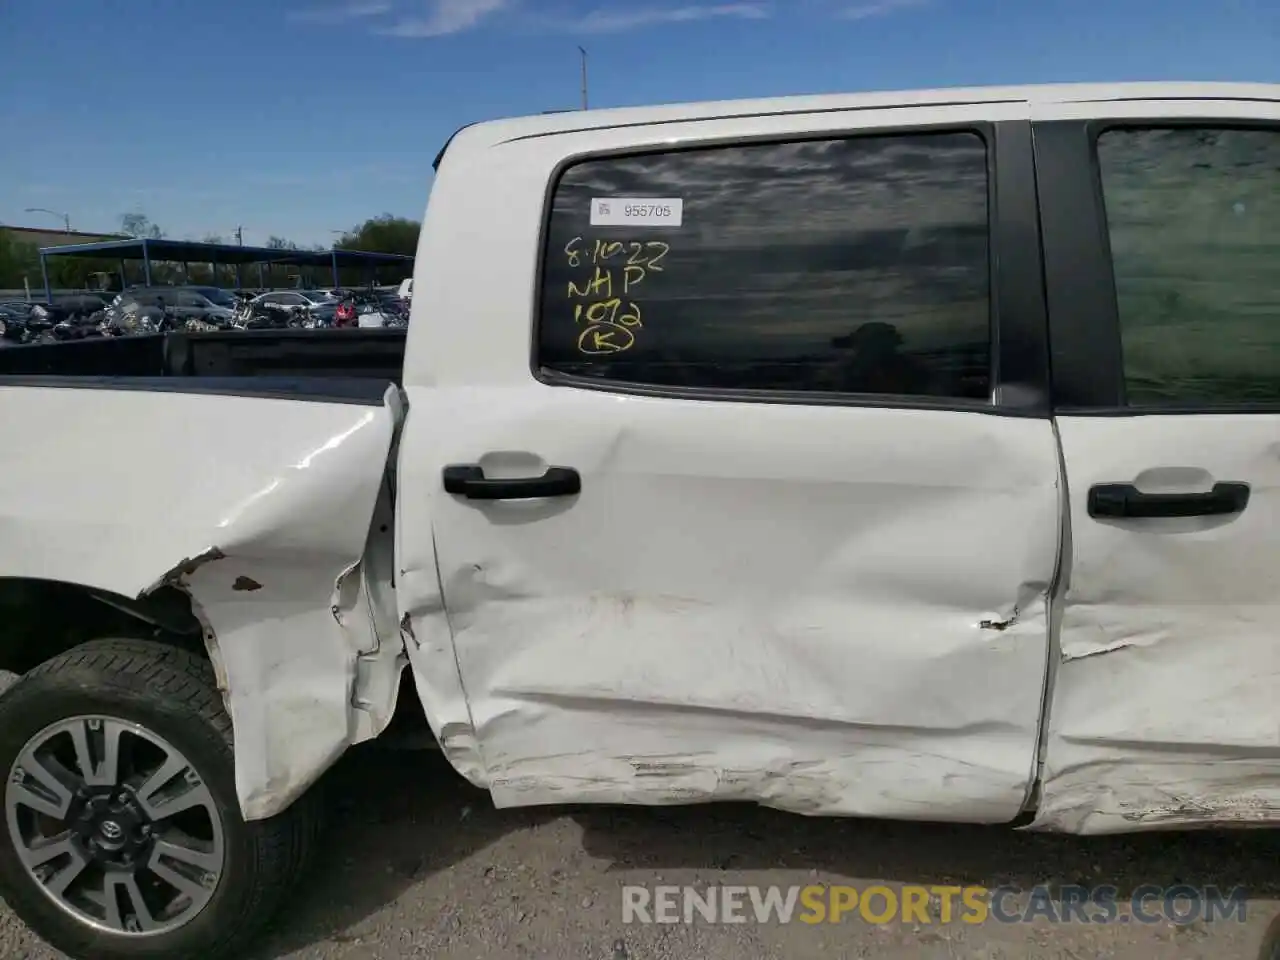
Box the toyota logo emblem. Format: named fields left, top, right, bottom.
left=100, top=820, right=123, bottom=841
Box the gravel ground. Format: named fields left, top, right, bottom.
left=1, top=744, right=1277, bottom=960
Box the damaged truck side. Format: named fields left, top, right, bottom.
left=1, top=80, right=1278, bottom=960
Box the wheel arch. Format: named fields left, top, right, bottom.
left=0, top=577, right=210, bottom=677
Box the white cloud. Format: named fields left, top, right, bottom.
left=839, top=0, right=927, bottom=21
left=575, top=3, right=769, bottom=32
left=376, top=0, right=511, bottom=37
left=290, top=0, right=393, bottom=24
left=349, top=0, right=769, bottom=39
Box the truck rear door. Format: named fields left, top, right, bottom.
left=398, top=99, right=1064, bottom=821
left=1031, top=90, right=1280, bottom=832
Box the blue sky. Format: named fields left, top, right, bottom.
left=1, top=0, right=1276, bottom=246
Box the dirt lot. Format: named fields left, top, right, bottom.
left=1, top=745, right=1277, bottom=960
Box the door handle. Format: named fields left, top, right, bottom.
left=1087, top=482, right=1250, bottom=519
left=442, top=464, right=581, bottom=501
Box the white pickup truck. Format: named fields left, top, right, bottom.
left=0, top=81, right=1276, bottom=959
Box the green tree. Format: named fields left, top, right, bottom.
left=335, top=214, right=420, bottom=257
left=0, top=229, right=130, bottom=293
left=329, top=214, right=418, bottom=286
left=120, top=212, right=164, bottom=239
left=0, top=230, right=39, bottom=289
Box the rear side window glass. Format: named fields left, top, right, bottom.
left=537, top=132, right=992, bottom=400
left=1098, top=127, right=1280, bottom=405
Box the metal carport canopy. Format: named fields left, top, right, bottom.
left=37, top=237, right=414, bottom=297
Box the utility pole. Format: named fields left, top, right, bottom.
left=234, top=226, right=243, bottom=246
left=578, top=46, right=589, bottom=110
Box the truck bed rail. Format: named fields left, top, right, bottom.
left=0, top=329, right=407, bottom=383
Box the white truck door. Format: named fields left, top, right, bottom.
left=398, top=100, right=1064, bottom=822
left=1030, top=89, right=1280, bottom=833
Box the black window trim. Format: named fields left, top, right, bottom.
left=1036, top=115, right=1280, bottom=416
left=528, top=119, right=1051, bottom=418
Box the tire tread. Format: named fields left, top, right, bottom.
left=0, top=637, right=320, bottom=960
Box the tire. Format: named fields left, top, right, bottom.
left=0, top=638, right=320, bottom=960
left=1260, top=911, right=1280, bottom=960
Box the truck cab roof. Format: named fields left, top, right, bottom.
left=435, top=81, right=1280, bottom=168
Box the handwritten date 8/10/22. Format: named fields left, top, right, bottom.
left=564, top=238, right=669, bottom=271
left=563, top=237, right=671, bottom=356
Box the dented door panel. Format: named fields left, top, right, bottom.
left=1029, top=98, right=1280, bottom=833
left=407, top=387, right=1064, bottom=822
left=1033, top=416, right=1280, bottom=833
left=399, top=104, right=1061, bottom=824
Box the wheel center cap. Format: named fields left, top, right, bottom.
left=83, top=802, right=144, bottom=856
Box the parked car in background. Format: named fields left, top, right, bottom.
left=239, top=299, right=306, bottom=330
left=0, top=302, right=34, bottom=345
left=0, top=301, right=88, bottom=343
left=183, top=286, right=240, bottom=313
left=253, top=289, right=334, bottom=308
left=250, top=290, right=337, bottom=327
left=51, top=293, right=112, bottom=317
left=376, top=291, right=410, bottom=327
left=330, top=288, right=399, bottom=328
left=105, top=287, right=237, bottom=333
left=0, top=300, right=106, bottom=343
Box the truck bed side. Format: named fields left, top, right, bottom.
left=0, top=377, right=405, bottom=820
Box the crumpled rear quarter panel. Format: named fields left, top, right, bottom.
left=0, top=383, right=401, bottom=820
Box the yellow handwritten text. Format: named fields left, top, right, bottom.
left=564, top=237, right=669, bottom=273
left=577, top=322, right=636, bottom=355
left=563, top=237, right=670, bottom=356
left=574, top=298, right=642, bottom=328
left=567, top=266, right=615, bottom=299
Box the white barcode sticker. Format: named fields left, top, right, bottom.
left=590, top=197, right=683, bottom=227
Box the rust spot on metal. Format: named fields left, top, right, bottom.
left=143, top=547, right=228, bottom=598
left=980, top=605, right=1020, bottom=632
left=177, top=547, right=226, bottom=577
left=232, top=576, right=263, bottom=593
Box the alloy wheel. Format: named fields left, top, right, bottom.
left=5, top=715, right=225, bottom=936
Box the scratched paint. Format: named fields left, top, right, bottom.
left=1030, top=415, right=1280, bottom=834
left=397, top=382, right=1065, bottom=823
